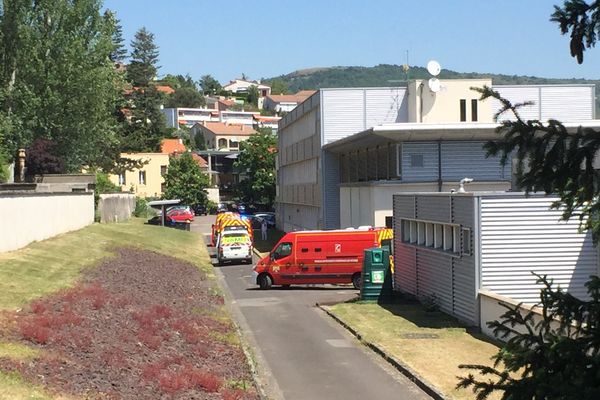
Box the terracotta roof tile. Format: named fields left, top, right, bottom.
left=201, top=122, right=257, bottom=136
left=161, top=139, right=186, bottom=154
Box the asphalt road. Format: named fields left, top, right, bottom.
left=192, top=215, right=430, bottom=400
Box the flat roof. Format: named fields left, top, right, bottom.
left=323, top=120, right=600, bottom=153
left=147, top=199, right=181, bottom=206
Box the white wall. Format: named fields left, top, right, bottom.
left=0, top=192, right=94, bottom=253
left=340, top=181, right=511, bottom=228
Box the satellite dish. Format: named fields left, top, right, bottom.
left=427, top=60, right=441, bottom=76
left=428, top=78, right=441, bottom=93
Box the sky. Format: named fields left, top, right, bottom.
left=102, top=0, right=600, bottom=84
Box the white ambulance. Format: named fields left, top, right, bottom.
left=216, top=225, right=253, bottom=265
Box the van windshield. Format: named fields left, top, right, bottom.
left=273, top=242, right=292, bottom=259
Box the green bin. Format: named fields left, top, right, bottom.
left=360, top=247, right=393, bottom=301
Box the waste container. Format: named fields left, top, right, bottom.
left=360, top=247, right=393, bottom=301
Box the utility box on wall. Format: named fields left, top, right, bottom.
left=360, top=247, right=392, bottom=301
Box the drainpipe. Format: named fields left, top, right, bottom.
left=437, top=141, right=442, bottom=192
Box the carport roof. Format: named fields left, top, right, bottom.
left=322, top=120, right=600, bottom=154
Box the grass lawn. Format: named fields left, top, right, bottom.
left=0, top=218, right=212, bottom=311
left=326, top=300, right=502, bottom=400
left=0, top=218, right=213, bottom=399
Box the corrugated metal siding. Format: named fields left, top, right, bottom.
left=322, top=90, right=365, bottom=144
left=365, top=88, right=408, bottom=127
left=441, top=142, right=511, bottom=181
left=393, top=194, right=417, bottom=293
left=451, top=196, right=477, bottom=324
left=322, top=151, right=340, bottom=229
left=492, top=87, right=540, bottom=121
left=395, top=242, right=417, bottom=294
left=416, top=250, right=454, bottom=315
left=393, top=194, right=415, bottom=219
left=480, top=196, right=598, bottom=304
left=540, top=86, right=593, bottom=121
left=415, top=196, right=450, bottom=221
left=401, top=143, right=438, bottom=182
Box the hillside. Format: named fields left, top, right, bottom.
left=264, top=64, right=600, bottom=113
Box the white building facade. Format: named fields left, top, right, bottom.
left=276, top=81, right=597, bottom=232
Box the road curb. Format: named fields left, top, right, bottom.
left=317, top=304, right=448, bottom=400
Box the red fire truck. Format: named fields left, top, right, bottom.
left=252, top=227, right=393, bottom=289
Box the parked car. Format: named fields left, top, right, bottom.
left=216, top=203, right=229, bottom=213
left=192, top=204, right=208, bottom=216
left=254, top=212, right=276, bottom=228
left=166, top=208, right=194, bottom=222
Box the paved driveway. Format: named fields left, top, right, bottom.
left=192, top=216, right=430, bottom=400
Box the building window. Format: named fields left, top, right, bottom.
left=229, top=139, right=239, bottom=149
left=471, top=99, right=478, bottom=122
left=161, top=182, right=166, bottom=193
left=139, top=171, right=146, bottom=185
left=401, top=218, right=465, bottom=256
left=459, top=99, right=467, bottom=121
left=410, top=154, right=424, bottom=168
left=218, top=138, right=227, bottom=148
left=160, top=165, right=167, bottom=176
left=118, top=173, right=126, bottom=186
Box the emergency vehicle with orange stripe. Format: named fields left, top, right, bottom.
left=252, top=227, right=393, bottom=289
left=212, top=212, right=254, bottom=265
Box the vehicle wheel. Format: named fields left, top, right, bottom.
left=258, top=274, right=272, bottom=290
left=216, top=257, right=222, bottom=266
left=246, top=257, right=253, bottom=264
left=352, top=273, right=362, bottom=290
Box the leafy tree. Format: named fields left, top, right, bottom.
left=269, top=78, right=289, bottom=95
left=551, top=0, right=600, bottom=64
left=199, top=74, right=221, bottom=95
left=163, top=152, right=209, bottom=205
left=25, top=138, right=65, bottom=177
left=233, top=128, right=277, bottom=207
left=165, top=86, right=205, bottom=108
left=247, top=85, right=260, bottom=107
left=192, top=130, right=207, bottom=151
left=458, top=274, right=600, bottom=400
left=0, top=0, right=125, bottom=172
left=127, top=27, right=159, bottom=86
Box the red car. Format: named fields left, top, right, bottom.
left=166, top=208, right=194, bottom=222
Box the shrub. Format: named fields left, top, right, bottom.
left=187, top=369, right=222, bottom=392
left=134, top=197, right=151, bottom=217
left=20, top=322, right=51, bottom=344
left=221, top=388, right=245, bottom=400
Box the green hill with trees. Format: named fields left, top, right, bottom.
left=264, top=64, right=600, bottom=113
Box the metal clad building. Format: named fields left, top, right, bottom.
left=393, top=192, right=599, bottom=326
left=277, top=88, right=407, bottom=230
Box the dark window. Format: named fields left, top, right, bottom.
left=301, top=248, right=308, bottom=253
left=385, top=216, right=393, bottom=228
left=315, top=248, right=322, bottom=252
left=273, top=242, right=292, bottom=260
left=471, top=99, right=478, bottom=122
left=460, top=99, right=467, bottom=121
left=410, top=154, right=424, bottom=168
left=160, top=165, right=167, bottom=176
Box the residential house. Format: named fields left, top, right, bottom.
left=109, top=153, right=169, bottom=198
left=192, top=122, right=257, bottom=151
left=162, top=108, right=219, bottom=129
left=219, top=110, right=259, bottom=127
left=253, top=115, right=281, bottom=132
left=223, top=79, right=271, bottom=109
left=263, top=90, right=317, bottom=114
left=275, top=81, right=598, bottom=231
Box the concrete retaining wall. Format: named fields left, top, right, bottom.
left=98, top=193, right=136, bottom=223
left=0, top=191, right=94, bottom=253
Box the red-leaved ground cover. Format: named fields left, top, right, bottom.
left=0, top=248, right=258, bottom=399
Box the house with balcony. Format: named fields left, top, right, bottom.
left=162, top=107, right=219, bottom=129
left=219, top=110, right=259, bottom=127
